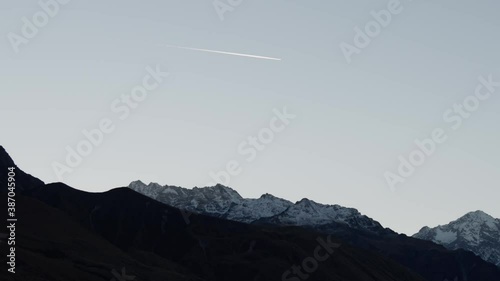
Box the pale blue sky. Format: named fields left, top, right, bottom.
left=1, top=0, right=499, bottom=235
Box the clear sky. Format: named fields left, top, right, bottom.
left=1, top=0, right=499, bottom=235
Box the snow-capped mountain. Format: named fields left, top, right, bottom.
left=414, top=210, right=500, bottom=267
left=128, top=181, right=387, bottom=233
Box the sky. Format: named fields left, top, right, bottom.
left=1, top=0, right=499, bottom=235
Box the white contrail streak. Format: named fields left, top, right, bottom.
left=165, top=45, right=281, bottom=61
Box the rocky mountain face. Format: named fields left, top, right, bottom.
left=128, top=180, right=388, bottom=234
left=414, top=210, right=500, bottom=267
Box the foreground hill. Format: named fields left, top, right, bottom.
left=1, top=146, right=428, bottom=281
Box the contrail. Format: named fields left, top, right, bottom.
left=165, top=45, right=281, bottom=61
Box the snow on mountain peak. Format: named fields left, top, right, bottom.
left=128, top=181, right=386, bottom=233
left=129, top=180, right=146, bottom=188
left=414, top=211, right=500, bottom=267
left=460, top=210, right=497, bottom=228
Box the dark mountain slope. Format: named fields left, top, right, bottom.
left=0, top=146, right=44, bottom=192
left=0, top=194, right=200, bottom=281
left=308, top=223, right=500, bottom=281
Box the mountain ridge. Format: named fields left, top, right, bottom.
left=128, top=180, right=389, bottom=234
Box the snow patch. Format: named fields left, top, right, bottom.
left=434, top=228, right=457, bottom=244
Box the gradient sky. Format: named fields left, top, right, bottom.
left=1, top=0, right=499, bottom=235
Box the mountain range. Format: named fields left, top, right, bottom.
left=1, top=145, right=500, bottom=281
left=129, top=180, right=388, bottom=234
left=129, top=180, right=500, bottom=271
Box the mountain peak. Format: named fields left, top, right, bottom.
left=129, top=180, right=146, bottom=187
left=414, top=211, right=500, bottom=267
left=259, top=193, right=279, bottom=199
left=462, top=210, right=495, bottom=221
left=0, top=145, right=44, bottom=192
left=211, top=183, right=238, bottom=192
left=296, top=198, right=315, bottom=205
left=0, top=145, right=15, bottom=167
